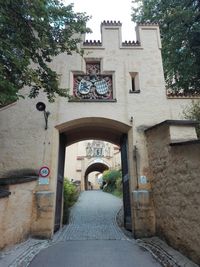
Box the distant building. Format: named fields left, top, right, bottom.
left=64, top=140, right=121, bottom=190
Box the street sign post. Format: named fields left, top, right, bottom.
left=39, top=166, right=50, bottom=185
left=39, top=166, right=50, bottom=177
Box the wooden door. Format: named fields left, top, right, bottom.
left=54, top=134, right=66, bottom=232
left=120, top=134, right=132, bottom=231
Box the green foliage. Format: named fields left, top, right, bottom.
left=183, top=101, right=200, bottom=138
left=102, top=169, right=122, bottom=197
left=0, top=0, right=91, bottom=106
left=63, top=178, right=79, bottom=224
left=116, top=176, right=122, bottom=192
left=112, top=189, right=123, bottom=198
left=132, top=0, right=200, bottom=93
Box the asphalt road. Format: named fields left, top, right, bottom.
left=29, top=239, right=161, bottom=267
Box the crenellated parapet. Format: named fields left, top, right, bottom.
left=137, top=22, right=159, bottom=26
left=135, top=22, right=161, bottom=49
left=82, top=20, right=161, bottom=50
left=101, top=20, right=122, bottom=26
left=83, top=40, right=102, bottom=46
left=122, top=40, right=140, bottom=47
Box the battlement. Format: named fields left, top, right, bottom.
left=101, top=20, right=122, bottom=26
left=137, top=22, right=159, bottom=26
left=122, top=40, right=140, bottom=47
left=83, top=40, right=102, bottom=46
left=82, top=21, right=161, bottom=50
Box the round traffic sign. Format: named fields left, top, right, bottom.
left=39, top=166, right=50, bottom=177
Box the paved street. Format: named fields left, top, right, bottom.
left=54, top=190, right=126, bottom=241
left=28, top=191, right=161, bottom=267
left=1, top=190, right=197, bottom=267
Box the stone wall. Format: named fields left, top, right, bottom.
left=145, top=121, right=200, bottom=264
left=0, top=179, right=37, bottom=249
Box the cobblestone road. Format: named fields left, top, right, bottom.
left=54, top=190, right=126, bottom=241
left=1, top=191, right=197, bottom=267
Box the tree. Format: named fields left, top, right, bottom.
left=132, top=0, right=200, bottom=95
left=0, top=0, right=90, bottom=106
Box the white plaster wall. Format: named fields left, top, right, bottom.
left=0, top=95, right=57, bottom=178
left=0, top=23, right=196, bottom=190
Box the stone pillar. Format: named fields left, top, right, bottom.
left=132, top=190, right=155, bottom=238
left=31, top=191, right=54, bottom=238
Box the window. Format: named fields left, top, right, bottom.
left=129, top=72, right=140, bottom=93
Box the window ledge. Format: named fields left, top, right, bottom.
left=129, top=90, right=141, bottom=94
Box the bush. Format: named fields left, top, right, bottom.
left=63, top=179, right=79, bottom=224
left=116, top=177, right=122, bottom=192
left=102, top=169, right=122, bottom=197
left=183, top=101, right=200, bottom=138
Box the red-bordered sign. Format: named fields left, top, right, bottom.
left=39, top=166, right=50, bottom=177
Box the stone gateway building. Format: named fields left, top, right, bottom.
left=0, top=21, right=200, bottom=264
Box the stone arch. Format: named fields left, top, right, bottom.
left=55, top=117, right=131, bottom=146
left=84, top=161, right=109, bottom=190
left=54, top=117, right=134, bottom=232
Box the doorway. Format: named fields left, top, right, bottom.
left=54, top=117, right=133, bottom=232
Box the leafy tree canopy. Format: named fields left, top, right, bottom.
left=0, top=0, right=90, bottom=106
left=132, top=0, right=200, bottom=94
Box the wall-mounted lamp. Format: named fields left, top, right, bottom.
left=36, top=102, right=50, bottom=130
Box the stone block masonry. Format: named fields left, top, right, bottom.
left=145, top=120, right=200, bottom=265
left=31, top=191, right=55, bottom=239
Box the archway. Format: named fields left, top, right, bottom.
left=54, top=117, right=133, bottom=232
left=84, top=162, right=109, bottom=190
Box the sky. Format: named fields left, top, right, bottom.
left=63, top=0, right=136, bottom=41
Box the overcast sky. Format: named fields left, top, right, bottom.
left=63, top=0, right=136, bottom=41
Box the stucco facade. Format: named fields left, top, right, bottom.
left=0, top=22, right=194, bottom=178
left=0, top=21, right=199, bottom=257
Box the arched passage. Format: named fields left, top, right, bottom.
left=54, top=117, right=133, bottom=232
left=84, top=162, right=109, bottom=190
left=56, top=117, right=130, bottom=146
